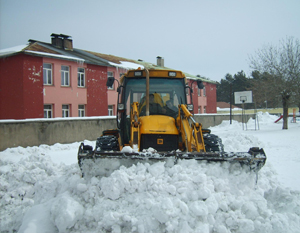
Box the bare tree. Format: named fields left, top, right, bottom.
left=249, top=37, right=300, bottom=129
left=250, top=71, right=281, bottom=109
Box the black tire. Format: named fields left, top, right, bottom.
left=203, top=134, right=224, bottom=152
left=95, top=135, right=119, bottom=152
left=83, top=145, right=93, bottom=151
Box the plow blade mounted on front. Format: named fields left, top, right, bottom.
left=78, top=143, right=266, bottom=178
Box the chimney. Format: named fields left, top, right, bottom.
left=156, top=56, right=164, bottom=67
left=51, top=33, right=63, bottom=48
left=51, top=33, right=73, bottom=50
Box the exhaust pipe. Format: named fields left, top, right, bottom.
left=145, top=69, right=150, bottom=116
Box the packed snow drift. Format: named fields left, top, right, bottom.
left=0, top=112, right=300, bottom=233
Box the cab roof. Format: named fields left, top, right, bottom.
left=120, top=68, right=186, bottom=84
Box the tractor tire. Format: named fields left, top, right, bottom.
left=95, top=135, right=119, bottom=152
left=203, top=134, right=224, bottom=153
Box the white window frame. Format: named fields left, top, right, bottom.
left=44, top=104, right=53, bottom=118
left=108, top=105, right=114, bottom=116
left=61, top=65, right=70, bottom=86
left=78, top=68, right=85, bottom=87
left=107, top=72, right=114, bottom=90
left=62, top=104, right=70, bottom=117
left=78, top=105, right=85, bottom=117
left=203, top=86, right=206, bottom=97
left=43, top=63, right=52, bottom=85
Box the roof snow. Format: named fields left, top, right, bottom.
left=25, top=50, right=85, bottom=63
left=109, top=61, right=144, bottom=70
left=0, top=44, right=28, bottom=56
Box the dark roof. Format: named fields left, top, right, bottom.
left=25, top=41, right=111, bottom=66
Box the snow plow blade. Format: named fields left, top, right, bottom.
left=78, top=143, right=266, bottom=178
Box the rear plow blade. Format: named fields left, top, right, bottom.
left=78, top=144, right=266, bottom=178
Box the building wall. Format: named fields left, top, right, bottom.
left=0, top=53, right=217, bottom=119
left=107, top=67, right=128, bottom=115
left=205, top=82, right=217, bottom=113
left=189, top=80, right=217, bottom=114
left=23, top=55, right=44, bottom=118
left=0, top=54, right=109, bottom=119
left=191, top=81, right=199, bottom=111
left=0, top=54, right=44, bottom=119
left=86, top=64, right=108, bottom=116
left=186, top=79, right=217, bottom=114
left=197, top=88, right=207, bottom=113
left=0, top=55, right=24, bottom=119
left=43, top=57, right=87, bottom=117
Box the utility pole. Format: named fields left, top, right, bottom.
left=230, top=83, right=232, bottom=124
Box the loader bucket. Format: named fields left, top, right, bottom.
left=78, top=143, right=266, bottom=178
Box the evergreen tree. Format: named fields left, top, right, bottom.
left=217, top=71, right=252, bottom=107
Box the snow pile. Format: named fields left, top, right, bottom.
left=1, top=112, right=300, bottom=233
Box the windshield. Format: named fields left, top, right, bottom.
left=123, top=77, right=186, bottom=117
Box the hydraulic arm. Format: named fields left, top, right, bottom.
left=177, top=104, right=206, bottom=152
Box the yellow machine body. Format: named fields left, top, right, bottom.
left=78, top=68, right=266, bottom=177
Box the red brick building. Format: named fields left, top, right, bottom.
left=0, top=34, right=217, bottom=120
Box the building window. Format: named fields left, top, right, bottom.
left=62, top=105, right=70, bottom=117
left=78, top=68, right=85, bottom=87
left=198, top=88, right=201, bottom=96
left=203, top=86, right=206, bottom=96
left=204, top=106, right=206, bottom=113
left=44, top=105, right=53, bottom=118
left=198, top=106, right=201, bottom=114
left=61, top=65, right=70, bottom=86
left=108, top=105, right=114, bottom=116
left=43, top=63, right=52, bottom=85
left=107, top=72, right=114, bottom=90
left=78, top=105, right=85, bottom=117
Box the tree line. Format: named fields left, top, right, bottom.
left=216, top=37, right=300, bottom=129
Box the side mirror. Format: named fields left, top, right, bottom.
left=187, top=104, right=194, bottom=112
left=197, top=80, right=204, bottom=89
left=106, top=76, right=115, bottom=88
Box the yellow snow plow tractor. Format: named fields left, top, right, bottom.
left=78, top=68, right=266, bottom=177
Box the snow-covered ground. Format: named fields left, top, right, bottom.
left=0, top=112, right=300, bottom=233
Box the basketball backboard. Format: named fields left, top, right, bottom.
left=234, top=91, right=253, bottom=104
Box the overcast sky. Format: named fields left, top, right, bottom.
left=1, top=0, right=299, bottom=82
